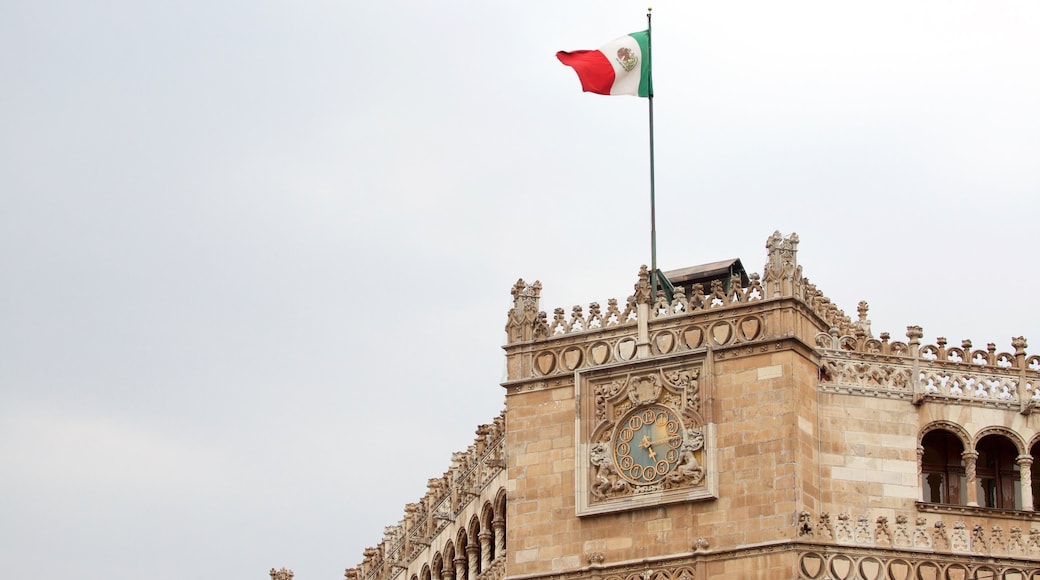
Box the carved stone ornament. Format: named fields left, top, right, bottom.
left=575, top=352, right=716, bottom=516
left=627, top=374, right=662, bottom=405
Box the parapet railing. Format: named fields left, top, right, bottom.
left=817, top=328, right=1040, bottom=411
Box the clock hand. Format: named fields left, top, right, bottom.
left=638, top=434, right=653, bottom=450
left=638, top=434, right=661, bottom=460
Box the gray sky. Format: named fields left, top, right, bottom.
left=1, top=1, right=1037, bottom=579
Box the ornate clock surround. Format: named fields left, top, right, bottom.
left=575, top=351, right=718, bottom=516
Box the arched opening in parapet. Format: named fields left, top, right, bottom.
left=976, top=433, right=1021, bottom=509
left=921, top=429, right=966, bottom=505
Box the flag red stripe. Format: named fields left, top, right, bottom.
left=556, top=50, right=616, bottom=96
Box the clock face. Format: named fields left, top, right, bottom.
left=612, top=405, right=684, bottom=485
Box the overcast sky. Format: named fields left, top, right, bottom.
left=2, top=1, right=1038, bottom=579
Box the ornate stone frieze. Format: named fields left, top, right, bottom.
left=796, top=548, right=1040, bottom=580
left=797, top=510, right=1040, bottom=559
left=507, top=233, right=856, bottom=360
left=818, top=328, right=1038, bottom=412
left=817, top=318, right=1038, bottom=411
left=600, top=564, right=698, bottom=580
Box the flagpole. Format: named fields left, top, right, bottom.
left=647, top=8, right=658, bottom=296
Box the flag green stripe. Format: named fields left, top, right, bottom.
left=628, top=30, right=653, bottom=98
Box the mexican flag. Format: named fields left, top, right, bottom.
left=557, top=30, right=653, bottom=97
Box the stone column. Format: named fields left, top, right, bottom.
left=492, top=517, right=506, bottom=559
left=466, top=543, right=480, bottom=579
left=1019, top=454, right=1034, bottom=511
left=478, top=531, right=493, bottom=569
left=963, top=450, right=979, bottom=507
left=442, top=562, right=454, bottom=580
left=916, top=445, right=925, bottom=501
left=454, top=556, right=466, bottom=580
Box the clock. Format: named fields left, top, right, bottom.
left=612, top=404, right=684, bottom=485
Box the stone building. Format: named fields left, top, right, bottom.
left=329, top=231, right=1040, bottom=580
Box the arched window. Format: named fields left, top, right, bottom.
left=921, top=429, right=966, bottom=504
left=976, top=434, right=1020, bottom=509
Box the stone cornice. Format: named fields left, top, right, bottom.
left=916, top=501, right=1040, bottom=522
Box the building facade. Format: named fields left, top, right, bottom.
left=328, top=231, right=1040, bottom=580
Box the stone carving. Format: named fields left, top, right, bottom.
left=818, top=358, right=914, bottom=393
left=763, top=230, right=800, bottom=299
left=693, top=537, right=710, bottom=552
left=271, top=568, right=294, bottom=580
left=665, top=368, right=700, bottom=413
left=633, top=265, right=652, bottom=305
left=991, top=525, right=1006, bottom=554
left=1029, top=528, right=1040, bottom=555
left=585, top=551, right=605, bottom=564
left=932, top=520, right=949, bottom=550
left=797, top=511, right=814, bottom=537
left=652, top=289, right=671, bottom=316
left=893, top=515, right=910, bottom=547
left=818, top=513, right=833, bottom=540
left=913, top=517, right=930, bottom=549
left=1010, top=526, right=1025, bottom=555
left=971, top=524, right=987, bottom=554
left=568, top=305, right=586, bottom=332
left=964, top=451, right=978, bottom=487
left=835, top=513, right=853, bottom=543
left=627, top=374, right=662, bottom=405
left=874, top=516, right=891, bottom=545
left=505, top=279, right=541, bottom=343
left=951, top=521, right=969, bottom=552
left=590, top=443, right=628, bottom=499
left=668, top=429, right=704, bottom=486
left=854, top=514, right=872, bottom=544
left=594, top=381, right=625, bottom=422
